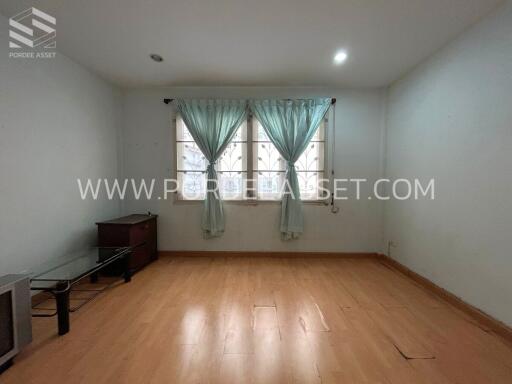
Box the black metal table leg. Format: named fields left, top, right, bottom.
left=123, top=252, right=132, bottom=283
left=55, top=282, right=70, bottom=335
left=0, top=358, right=13, bottom=374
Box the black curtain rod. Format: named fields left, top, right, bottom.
left=163, top=98, right=336, bottom=105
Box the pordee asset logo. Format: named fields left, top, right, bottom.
left=9, top=7, right=56, bottom=59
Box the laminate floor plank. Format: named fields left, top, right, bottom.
left=2, top=256, right=511, bottom=384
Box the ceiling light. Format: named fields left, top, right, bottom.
left=150, top=54, right=163, bottom=62
left=333, top=50, right=348, bottom=65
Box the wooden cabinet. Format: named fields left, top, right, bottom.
left=96, top=214, right=157, bottom=272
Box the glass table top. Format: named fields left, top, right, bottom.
left=30, top=247, right=131, bottom=285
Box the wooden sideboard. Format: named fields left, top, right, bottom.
left=96, top=214, right=158, bottom=272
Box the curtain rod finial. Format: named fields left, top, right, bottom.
left=331, top=98, right=336, bottom=105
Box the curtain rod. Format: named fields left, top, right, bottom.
left=163, top=98, right=336, bottom=105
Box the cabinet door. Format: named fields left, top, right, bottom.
left=98, top=225, right=129, bottom=247
left=147, top=218, right=157, bottom=259
left=129, top=223, right=151, bottom=269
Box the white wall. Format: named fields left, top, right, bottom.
left=121, top=87, right=386, bottom=252
left=384, top=1, right=512, bottom=326
left=0, top=15, right=122, bottom=275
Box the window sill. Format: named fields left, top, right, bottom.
left=173, top=198, right=329, bottom=206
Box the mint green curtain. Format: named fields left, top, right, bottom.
left=176, top=99, right=247, bottom=238
left=249, top=98, right=331, bottom=240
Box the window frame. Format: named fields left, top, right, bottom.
left=172, top=111, right=330, bottom=205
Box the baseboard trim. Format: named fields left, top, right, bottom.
left=378, top=253, right=512, bottom=344
left=160, top=250, right=380, bottom=258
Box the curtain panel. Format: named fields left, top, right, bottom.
left=249, top=98, right=331, bottom=240
left=176, top=99, right=248, bottom=238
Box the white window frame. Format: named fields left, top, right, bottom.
left=172, top=111, right=330, bottom=205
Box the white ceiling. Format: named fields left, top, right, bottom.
left=0, top=0, right=503, bottom=88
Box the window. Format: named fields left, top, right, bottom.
left=175, top=114, right=327, bottom=201
left=253, top=119, right=325, bottom=201
left=176, top=117, right=206, bottom=200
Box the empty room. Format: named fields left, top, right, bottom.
left=1, top=0, right=511, bottom=383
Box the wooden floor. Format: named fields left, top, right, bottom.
left=3, top=256, right=512, bottom=384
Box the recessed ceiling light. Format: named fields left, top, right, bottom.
left=333, top=50, right=348, bottom=65
left=150, top=54, right=163, bottom=62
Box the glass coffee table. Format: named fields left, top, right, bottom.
left=29, top=247, right=133, bottom=335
